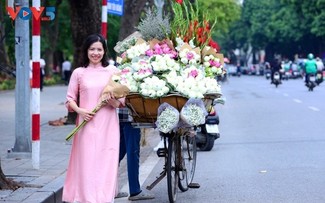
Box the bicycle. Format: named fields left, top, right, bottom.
left=128, top=93, right=220, bottom=203
left=136, top=125, right=197, bottom=203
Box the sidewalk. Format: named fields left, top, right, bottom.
left=0, top=85, right=160, bottom=203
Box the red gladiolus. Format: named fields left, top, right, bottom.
left=209, top=39, right=221, bottom=52
left=175, top=0, right=183, bottom=4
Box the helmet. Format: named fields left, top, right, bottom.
left=307, top=53, right=314, bottom=59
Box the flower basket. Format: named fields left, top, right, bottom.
left=125, top=93, right=188, bottom=123
left=125, top=92, right=221, bottom=123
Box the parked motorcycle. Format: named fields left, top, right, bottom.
left=306, top=73, right=316, bottom=91
left=196, top=98, right=224, bottom=151
left=272, top=71, right=281, bottom=88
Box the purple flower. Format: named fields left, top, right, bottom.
left=186, top=52, right=195, bottom=60
left=146, top=49, right=154, bottom=56
left=188, top=69, right=198, bottom=78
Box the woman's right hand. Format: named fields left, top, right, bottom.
left=77, top=108, right=95, bottom=122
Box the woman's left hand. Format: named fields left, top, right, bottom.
left=101, top=92, right=115, bottom=104
left=105, top=98, right=121, bottom=108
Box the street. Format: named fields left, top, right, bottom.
left=132, top=75, right=325, bottom=203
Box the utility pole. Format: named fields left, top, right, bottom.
left=101, top=0, right=107, bottom=40
left=8, top=0, right=31, bottom=158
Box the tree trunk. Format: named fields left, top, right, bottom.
left=0, top=158, right=22, bottom=190
left=0, top=3, right=11, bottom=67
left=65, top=0, right=101, bottom=124
left=118, top=0, right=148, bottom=41
left=0, top=4, right=21, bottom=192
left=69, top=0, right=101, bottom=69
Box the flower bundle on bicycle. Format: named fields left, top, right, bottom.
left=114, top=0, right=224, bottom=128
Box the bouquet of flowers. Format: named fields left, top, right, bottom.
left=114, top=0, right=224, bottom=100
left=180, top=98, right=207, bottom=127
left=156, top=103, right=180, bottom=133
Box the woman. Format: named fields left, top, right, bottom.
left=62, top=34, right=123, bottom=203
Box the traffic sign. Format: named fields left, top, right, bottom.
left=107, top=0, right=123, bottom=16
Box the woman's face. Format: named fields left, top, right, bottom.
left=87, top=41, right=104, bottom=65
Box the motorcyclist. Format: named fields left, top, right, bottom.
left=270, top=58, right=282, bottom=84
left=304, top=53, right=317, bottom=85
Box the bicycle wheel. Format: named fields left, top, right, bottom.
left=167, top=135, right=178, bottom=203
left=178, top=134, right=189, bottom=192
left=178, top=131, right=197, bottom=191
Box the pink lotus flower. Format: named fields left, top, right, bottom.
left=145, top=49, right=154, bottom=56
left=188, top=69, right=199, bottom=78
left=210, top=60, right=221, bottom=67
left=186, top=52, right=195, bottom=60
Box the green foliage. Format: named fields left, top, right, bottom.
left=56, top=0, right=73, bottom=57
left=199, top=0, right=241, bottom=35
left=225, top=0, right=325, bottom=58
left=0, top=79, right=15, bottom=90
left=107, top=15, right=122, bottom=59
left=44, top=74, right=64, bottom=86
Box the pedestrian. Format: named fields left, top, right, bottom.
left=62, top=33, right=124, bottom=203
left=315, top=57, right=324, bottom=71
left=62, top=57, right=72, bottom=85
left=40, top=58, right=46, bottom=91
left=117, top=107, right=155, bottom=201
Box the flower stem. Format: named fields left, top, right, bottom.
left=65, top=101, right=105, bottom=141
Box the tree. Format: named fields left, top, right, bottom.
left=118, top=0, right=148, bottom=41
left=0, top=2, right=13, bottom=69
left=68, top=0, right=101, bottom=68
left=0, top=159, right=21, bottom=190
left=64, top=0, right=101, bottom=124
left=225, top=0, right=325, bottom=62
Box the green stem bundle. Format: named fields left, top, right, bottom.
left=65, top=101, right=105, bottom=142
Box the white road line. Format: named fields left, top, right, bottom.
left=308, top=106, right=320, bottom=111
left=293, top=99, right=302, bottom=103
left=121, top=148, right=160, bottom=193
left=283, top=93, right=289, bottom=97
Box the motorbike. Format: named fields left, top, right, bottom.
left=292, top=70, right=302, bottom=79
left=265, top=69, right=271, bottom=80
left=306, top=73, right=316, bottom=91
left=196, top=98, right=224, bottom=151
left=316, top=71, right=323, bottom=85
left=272, top=71, right=281, bottom=88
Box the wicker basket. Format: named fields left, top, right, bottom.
left=125, top=92, right=222, bottom=123
left=125, top=93, right=188, bottom=123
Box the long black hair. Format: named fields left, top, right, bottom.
left=80, top=34, right=109, bottom=67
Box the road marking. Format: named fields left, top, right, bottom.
left=121, top=147, right=160, bottom=193
left=283, top=93, right=289, bottom=97
left=308, top=106, right=320, bottom=111
left=293, top=99, right=302, bottom=103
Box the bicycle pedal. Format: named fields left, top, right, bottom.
left=156, top=148, right=166, bottom=157
left=188, top=182, right=200, bottom=189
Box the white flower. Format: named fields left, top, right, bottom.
left=179, top=49, right=201, bottom=65
left=180, top=102, right=206, bottom=126
left=202, top=77, right=221, bottom=93
left=139, top=76, right=169, bottom=98
left=175, top=37, right=185, bottom=51
left=126, top=43, right=150, bottom=59
left=150, top=55, right=177, bottom=72
left=120, top=74, right=138, bottom=92
left=156, top=104, right=180, bottom=133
